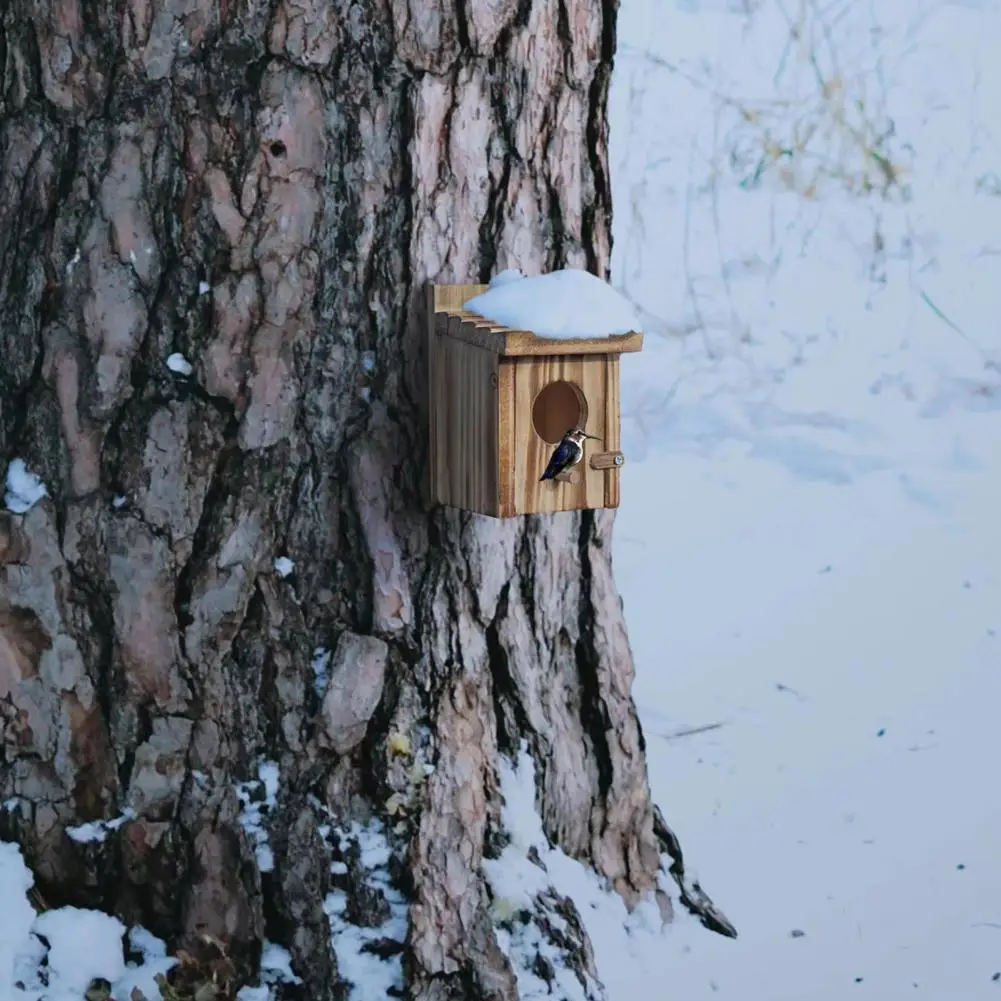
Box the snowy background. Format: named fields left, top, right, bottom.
left=611, top=0, right=1001, bottom=998
left=3, top=0, right=1000, bottom=998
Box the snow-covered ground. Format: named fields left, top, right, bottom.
left=609, top=0, right=1001, bottom=997
left=2, top=1, right=999, bottom=998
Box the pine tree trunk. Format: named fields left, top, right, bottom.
left=0, top=0, right=729, bottom=997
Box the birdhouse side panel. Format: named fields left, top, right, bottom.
left=579, top=357, right=611, bottom=508
left=430, top=334, right=500, bottom=516
left=509, top=354, right=607, bottom=515
left=603, top=355, right=621, bottom=509
left=497, top=358, right=517, bottom=518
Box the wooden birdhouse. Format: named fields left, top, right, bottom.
left=427, top=282, right=644, bottom=518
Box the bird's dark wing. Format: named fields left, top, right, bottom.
left=540, top=439, right=574, bottom=481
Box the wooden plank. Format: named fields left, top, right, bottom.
left=439, top=313, right=643, bottom=356
left=432, top=284, right=488, bottom=312
left=578, top=356, right=606, bottom=510
left=510, top=354, right=610, bottom=515
left=428, top=284, right=500, bottom=514
left=500, top=329, right=643, bottom=357
left=497, top=359, right=516, bottom=518
left=442, top=314, right=508, bottom=354
left=603, top=355, right=621, bottom=508
left=438, top=337, right=499, bottom=516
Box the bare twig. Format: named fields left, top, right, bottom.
left=657, top=721, right=726, bottom=741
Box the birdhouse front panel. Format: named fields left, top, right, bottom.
left=503, top=353, right=619, bottom=515
left=427, top=281, right=641, bottom=519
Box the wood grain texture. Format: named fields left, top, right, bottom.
left=431, top=284, right=489, bottom=313
left=429, top=333, right=500, bottom=516
left=508, top=354, right=607, bottom=515
left=429, top=283, right=500, bottom=515
left=497, top=357, right=517, bottom=518
left=604, top=354, right=621, bottom=508
left=443, top=309, right=643, bottom=356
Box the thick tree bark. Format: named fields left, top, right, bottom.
left=0, top=0, right=727, bottom=997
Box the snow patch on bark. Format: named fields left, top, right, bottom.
left=273, top=555, right=295, bottom=578
left=236, top=760, right=280, bottom=873
left=485, top=748, right=677, bottom=1001
left=66, top=807, right=136, bottom=844
left=235, top=940, right=302, bottom=998
left=166, top=352, right=193, bottom=375
left=0, top=842, right=37, bottom=992
left=485, top=750, right=604, bottom=1000
left=311, top=646, right=331, bottom=697
left=31, top=907, right=127, bottom=994
left=4, top=459, right=48, bottom=514
left=0, top=842, right=179, bottom=1000
left=261, top=941, right=301, bottom=984
left=323, top=820, right=407, bottom=1000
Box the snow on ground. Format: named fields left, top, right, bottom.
left=0, top=843, right=38, bottom=995
left=607, top=0, right=1001, bottom=997
left=0, top=842, right=178, bottom=1001
left=463, top=269, right=642, bottom=338
left=31, top=909, right=126, bottom=996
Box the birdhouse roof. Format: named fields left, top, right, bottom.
left=430, top=283, right=644, bottom=357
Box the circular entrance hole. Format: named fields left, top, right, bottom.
left=532, top=381, right=588, bottom=444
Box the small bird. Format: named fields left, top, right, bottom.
left=540, top=428, right=600, bottom=482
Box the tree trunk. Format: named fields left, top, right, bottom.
left=0, top=0, right=728, bottom=997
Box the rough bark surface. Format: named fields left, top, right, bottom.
left=0, top=0, right=728, bottom=997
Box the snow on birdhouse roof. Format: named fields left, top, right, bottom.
left=431, top=271, right=644, bottom=357
left=464, top=269, right=643, bottom=339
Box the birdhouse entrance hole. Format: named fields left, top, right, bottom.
left=532, top=381, right=588, bottom=444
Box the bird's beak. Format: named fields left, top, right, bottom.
left=584, top=433, right=601, bottom=440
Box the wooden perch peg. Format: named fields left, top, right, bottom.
left=589, top=450, right=625, bottom=470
